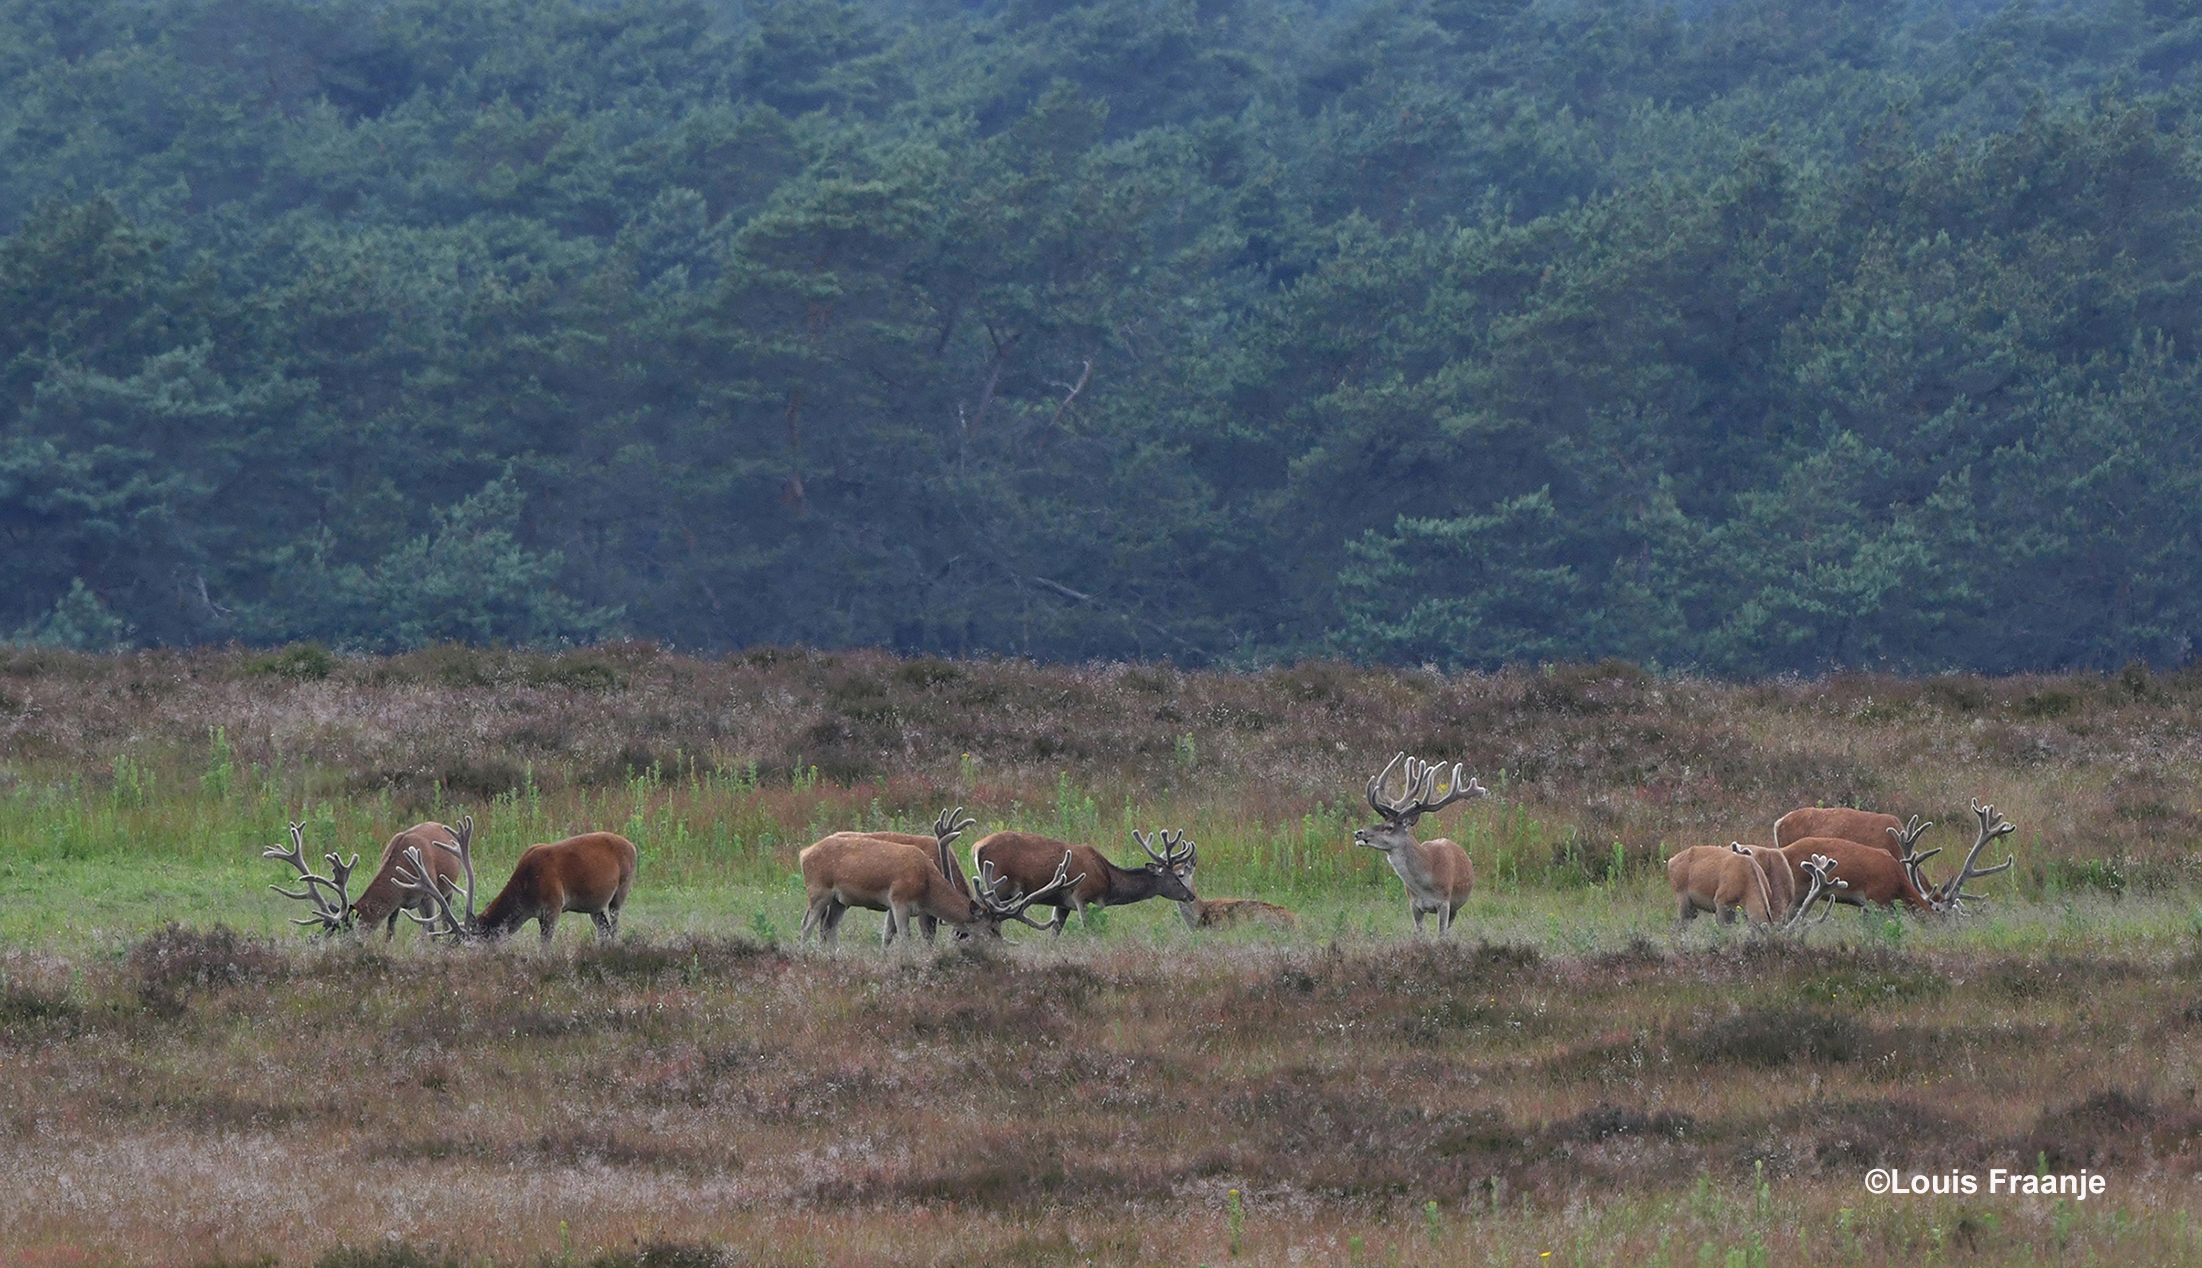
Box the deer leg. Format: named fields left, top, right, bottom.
left=538, top=912, right=558, bottom=943
left=592, top=910, right=614, bottom=940
left=384, top=910, right=400, bottom=941
left=1412, top=905, right=1427, bottom=933
left=1050, top=904, right=1071, bottom=937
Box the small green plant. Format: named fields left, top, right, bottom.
left=1227, top=1187, right=1243, bottom=1256
left=1347, top=1234, right=1363, bottom=1262
left=1424, top=1199, right=1441, bottom=1245
left=201, top=727, right=235, bottom=801
left=1175, top=732, right=1197, bottom=769
left=749, top=909, right=780, bottom=944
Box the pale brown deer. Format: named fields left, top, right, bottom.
left=814, top=808, right=978, bottom=943
left=798, top=828, right=1083, bottom=945
left=1667, top=843, right=1795, bottom=925
left=1354, top=753, right=1484, bottom=934
left=971, top=826, right=1198, bottom=934
left=395, top=828, right=637, bottom=942
left=1177, top=896, right=1299, bottom=931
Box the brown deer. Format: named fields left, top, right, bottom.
left=1774, top=807, right=1905, bottom=852
left=265, top=818, right=477, bottom=939
left=971, top=826, right=1198, bottom=934
left=1667, top=843, right=1795, bottom=925
left=395, top=828, right=637, bottom=942
left=798, top=827, right=1084, bottom=945
left=1177, top=896, right=1299, bottom=931
left=1355, top=753, right=1484, bottom=934
left=814, top=808, right=979, bottom=943
left=1773, top=837, right=1938, bottom=913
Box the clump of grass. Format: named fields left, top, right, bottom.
left=1683, top=1006, right=1865, bottom=1067
left=129, top=922, right=282, bottom=1016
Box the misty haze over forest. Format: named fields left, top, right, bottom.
left=5, top=0, right=2202, bottom=673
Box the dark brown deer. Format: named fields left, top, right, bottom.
left=970, top=827, right=1198, bottom=935
left=798, top=829, right=1083, bottom=946
left=396, top=828, right=637, bottom=942
left=1774, top=837, right=1938, bottom=913
left=1355, top=753, right=1483, bottom=934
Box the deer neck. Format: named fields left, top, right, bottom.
left=1375, top=834, right=1442, bottom=898
left=1095, top=857, right=1171, bottom=906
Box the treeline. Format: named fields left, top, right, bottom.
left=6, top=0, right=2202, bottom=672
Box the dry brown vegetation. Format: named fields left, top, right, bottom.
left=4, top=929, right=2202, bottom=1265
left=6, top=643, right=2202, bottom=881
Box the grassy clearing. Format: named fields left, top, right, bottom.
left=4, top=646, right=2202, bottom=1264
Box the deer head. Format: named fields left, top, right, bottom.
left=1354, top=753, right=1487, bottom=855
left=392, top=815, right=478, bottom=941
left=1131, top=828, right=1199, bottom=902
left=966, top=852, right=1086, bottom=936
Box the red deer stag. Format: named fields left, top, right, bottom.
left=971, top=826, right=1198, bottom=934
left=1178, top=896, right=1300, bottom=931
left=1774, top=807, right=1907, bottom=852
left=798, top=827, right=1084, bottom=945
left=809, top=808, right=978, bottom=943
left=263, top=818, right=472, bottom=937
left=395, top=829, right=637, bottom=942
left=1773, top=837, right=1937, bottom=913
left=1355, top=753, right=1484, bottom=934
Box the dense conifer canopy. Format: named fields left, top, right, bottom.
left=6, top=0, right=2201, bottom=672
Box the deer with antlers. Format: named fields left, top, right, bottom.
left=799, top=809, right=1086, bottom=945
left=970, top=826, right=1198, bottom=935
left=263, top=818, right=472, bottom=937
left=1355, top=753, right=1485, bottom=934
left=1773, top=802, right=2015, bottom=917
left=394, top=827, right=637, bottom=942
left=811, top=808, right=981, bottom=943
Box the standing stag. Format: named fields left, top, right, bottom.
left=971, top=826, right=1198, bottom=934
left=395, top=828, right=637, bottom=942
left=799, top=811, right=1085, bottom=945
left=263, top=818, right=472, bottom=937
left=1355, top=753, right=1485, bottom=934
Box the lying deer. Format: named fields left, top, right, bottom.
left=1177, top=896, right=1299, bottom=931
left=1355, top=753, right=1484, bottom=934
left=799, top=820, right=1083, bottom=945
left=395, top=827, right=637, bottom=942
left=971, top=826, right=1198, bottom=934
left=263, top=818, right=471, bottom=937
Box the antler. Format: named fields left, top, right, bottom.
left=1784, top=854, right=1850, bottom=928
left=1885, top=815, right=1941, bottom=898
left=393, top=815, right=477, bottom=940
left=263, top=822, right=358, bottom=933
left=972, top=851, right=1087, bottom=930
left=1133, top=827, right=1196, bottom=874
left=932, top=805, right=977, bottom=893
left=1365, top=753, right=1488, bottom=822
left=1935, top=801, right=2016, bottom=912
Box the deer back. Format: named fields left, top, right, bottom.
left=480, top=832, right=638, bottom=932
left=972, top=832, right=1111, bottom=907
left=1778, top=837, right=1933, bottom=910
left=1774, top=807, right=1904, bottom=856
left=1667, top=844, right=1732, bottom=911
left=800, top=833, right=978, bottom=923
left=351, top=822, right=467, bottom=926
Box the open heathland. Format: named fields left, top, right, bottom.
left=4, top=646, right=2202, bottom=1264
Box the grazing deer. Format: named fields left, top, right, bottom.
left=1177, top=896, right=1299, bottom=931
left=1355, top=753, right=1484, bottom=934
left=813, top=808, right=978, bottom=943
left=266, top=819, right=474, bottom=938
left=1773, top=837, right=1937, bottom=913
left=352, top=819, right=474, bottom=938
left=1774, top=807, right=1906, bottom=852
left=1667, top=843, right=1795, bottom=925
left=971, top=827, right=1198, bottom=934
left=799, top=824, right=1084, bottom=945
left=395, top=829, right=637, bottom=942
